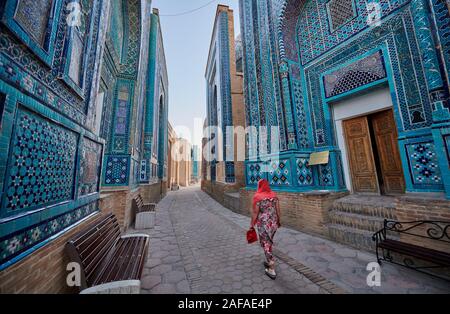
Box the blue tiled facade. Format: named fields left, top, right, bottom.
left=0, top=0, right=108, bottom=270
left=0, top=1, right=168, bottom=270
left=239, top=0, right=450, bottom=197
left=205, top=8, right=236, bottom=184
left=100, top=4, right=168, bottom=188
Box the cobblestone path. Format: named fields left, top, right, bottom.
left=131, top=187, right=450, bottom=294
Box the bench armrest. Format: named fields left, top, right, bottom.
left=80, top=280, right=141, bottom=294
left=121, top=233, right=150, bottom=239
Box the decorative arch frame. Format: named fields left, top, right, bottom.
left=119, top=0, right=142, bottom=78
left=276, top=0, right=305, bottom=63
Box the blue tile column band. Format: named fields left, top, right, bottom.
left=279, top=61, right=298, bottom=150
left=410, top=0, right=449, bottom=122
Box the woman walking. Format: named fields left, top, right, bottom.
left=250, top=179, right=281, bottom=280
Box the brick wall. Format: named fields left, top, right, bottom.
left=395, top=195, right=450, bottom=254
left=202, top=180, right=242, bottom=205
left=99, top=189, right=136, bottom=230
left=240, top=189, right=348, bottom=238
left=0, top=213, right=102, bottom=294
left=201, top=180, right=212, bottom=194
left=140, top=181, right=166, bottom=204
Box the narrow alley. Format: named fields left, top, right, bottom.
left=136, top=187, right=450, bottom=294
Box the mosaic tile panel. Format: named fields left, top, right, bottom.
left=269, top=159, right=291, bottom=186
left=0, top=202, right=98, bottom=267
left=323, top=51, right=386, bottom=98
left=78, top=138, right=102, bottom=196
left=303, top=11, right=432, bottom=148
left=296, top=158, right=313, bottom=186
left=319, top=164, right=334, bottom=186
left=432, top=0, right=450, bottom=80
left=445, top=135, right=450, bottom=167
left=0, top=93, right=5, bottom=128
left=297, top=0, right=410, bottom=65
left=140, top=160, right=147, bottom=182
left=2, top=108, right=78, bottom=213
left=406, top=142, right=442, bottom=186
left=112, top=82, right=131, bottom=153
left=225, top=161, right=235, bottom=183
left=0, top=0, right=104, bottom=122
left=120, top=0, right=141, bottom=77
left=247, top=162, right=265, bottom=185
left=104, top=155, right=129, bottom=185
left=68, top=33, right=84, bottom=86
left=326, top=0, right=357, bottom=32
left=292, top=78, right=309, bottom=148
left=14, top=0, right=53, bottom=47
left=279, top=0, right=303, bottom=62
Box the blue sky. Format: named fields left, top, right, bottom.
left=152, top=0, right=240, bottom=145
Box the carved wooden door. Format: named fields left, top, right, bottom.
left=370, top=110, right=405, bottom=194
left=343, top=116, right=379, bottom=193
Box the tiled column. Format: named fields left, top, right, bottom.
left=411, top=0, right=450, bottom=198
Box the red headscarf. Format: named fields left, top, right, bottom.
left=253, top=179, right=277, bottom=208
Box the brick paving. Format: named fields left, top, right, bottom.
left=131, top=186, right=450, bottom=294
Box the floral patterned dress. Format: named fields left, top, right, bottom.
left=256, top=197, right=279, bottom=264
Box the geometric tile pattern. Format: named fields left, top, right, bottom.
left=304, top=11, right=431, bottom=148
left=296, top=158, right=313, bottom=186
left=2, top=108, right=78, bottom=213
left=323, top=51, right=386, bottom=98
left=120, top=0, right=141, bottom=77
left=78, top=138, right=102, bottom=196
left=225, top=161, right=235, bottom=183
left=406, top=142, right=442, bottom=186
left=319, top=164, right=334, bottom=187
left=445, top=135, right=450, bottom=166
left=67, top=0, right=94, bottom=88
left=269, top=159, right=291, bottom=186
left=14, top=0, right=52, bottom=46
left=297, top=0, right=409, bottom=65
left=112, top=82, right=131, bottom=153
left=326, top=0, right=356, bottom=32
left=104, top=155, right=130, bottom=185
left=247, top=162, right=265, bottom=185
left=0, top=0, right=105, bottom=272
left=0, top=202, right=98, bottom=267
left=432, top=0, right=450, bottom=83
left=140, top=160, right=147, bottom=182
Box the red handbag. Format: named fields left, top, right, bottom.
left=247, top=227, right=258, bottom=244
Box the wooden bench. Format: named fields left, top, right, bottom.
left=134, top=195, right=156, bottom=229
left=66, top=213, right=149, bottom=293
left=373, top=219, right=450, bottom=281
left=135, top=194, right=156, bottom=213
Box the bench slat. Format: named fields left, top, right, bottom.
left=93, top=237, right=148, bottom=285
left=97, top=239, right=129, bottom=285
left=78, top=218, right=120, bottom=255
left=131, top=238, right=147, bottom=278
left=118, top=238, right=141, bottom=281
left=379, top=239, right=450, bottom=266
left=84, top=228, right=121, bottom=283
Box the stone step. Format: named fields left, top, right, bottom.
left=327, top=223, right=377, bottom=252
left=332, top=197, right=396, bottom=219
left=328, top=210, right=386, bottom=233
